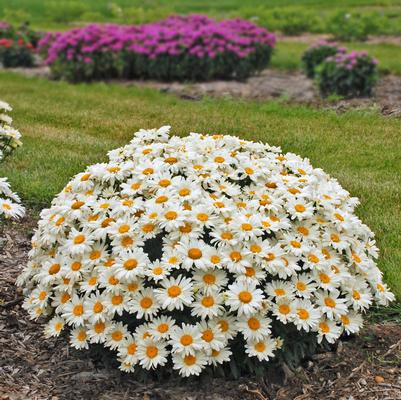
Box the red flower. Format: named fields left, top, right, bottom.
left=0, top=38, right=13, bottom=48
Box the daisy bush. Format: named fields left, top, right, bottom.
left=0, top=100, right=25, bottom=220
left=38, top=15, right=276, bottom=82
left=18, top=127, right=394, bottom=377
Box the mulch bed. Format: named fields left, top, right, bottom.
left=1, top=215, right=400, bottom=400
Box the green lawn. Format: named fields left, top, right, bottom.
left=0, top=71, right=400, bottom=298
left=2, top=0, right=401, bottom=36
left=273, top=41, right=401, bottom=75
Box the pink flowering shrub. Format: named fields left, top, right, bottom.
left=301, top=41, right=346, bottom=79
left=316, top=51, right=378, bottom=97
left=38, top=15, right=276, bottom=82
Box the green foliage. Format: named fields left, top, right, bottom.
left=316, top=53, right=378, bottom=97
left=0, top=43, right=34, bottom=67
left=45, top=1, right=89, bottom=23
left=49, top=44, right=273, bottom=83
left=328, top=11, right=380, bottom=42
left=301, top=43, right=342, bottom=78
left=2, top=0, right=401, bottom=37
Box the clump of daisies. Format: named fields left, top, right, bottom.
left=0, top=100, right=25, bottom=220
left=18, top=126, right=394, bottom=377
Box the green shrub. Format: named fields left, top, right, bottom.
left=301, top=41, right=345, bottom=79
left=316, top=51, right=378, bottom=98
left=327, top=12, right=379, bottom=42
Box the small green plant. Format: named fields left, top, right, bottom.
left=316, top=51, right=378, bottom=98
left=301, top=41, right=345, bottom=79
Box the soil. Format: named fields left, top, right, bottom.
left=0, top=216, right=400, bottom=400
left=277, top=33, right=401, bottom=47
left=7, top=66, right=401, bottom=117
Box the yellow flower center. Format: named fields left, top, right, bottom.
left=248, top=317, right=261, bottom=330
left=146, top=346, right=159, bottom=358
left=73, top=304, right=83, bottom=316
left=128, top=343, right=137, bottom=355
left=324, top=298, right=336, bottom=308
left=184, top=354, right=196, bottom=365
left=230, top=251, right=242, bottom=262
left=157, top=323, right=169, bottom=334
left=112, top=295, right=123, bottom=305
left=167, top=285, right=182, bottom=298
left=165, top=211, right=177, bottom=220
left=203, top=274, right=216, bottom=285
left=297, top=309, right=309, bottom=320
left=94, top=322, right=105, bottom=333
left=295, top=204, right=306, bottom=213
left=188, top=248, right=202, bottom=260
left=255, top=342, right=266, bottom=352
left=202, top=329, right=214, bottom=342
left=74, top=235, right=85, bottom=245
left=124, top=259, right=138, bottom=270
left=140, top=297, right=153, bottom=309
left=201, top=296, right=214, bottom=308
left=180, top=335, right=193, bottom=346
left=238, top=291, right=252, bottom=304
left=279, top=304, right=290, bottom=315
left=48, top=263, right=61, bottom=275
left=241, top=223, right=253, bottom=231
left=319, top=322, right=330, bottom=333
left=93, top=302, right=103, bottom=313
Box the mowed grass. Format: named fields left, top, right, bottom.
left=273, top=41, right=401, bottom=75
left=2, top=0, right=401, bottom=36
left=0, top=71, right=400, bottom=298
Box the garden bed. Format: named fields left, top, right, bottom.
left=8, top=66, right=401, bottom=116
left=1, top=215, right=400, bottom=400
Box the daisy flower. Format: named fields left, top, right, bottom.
left=137, top=338, right=168, bottom=370
left=245, top=336, right=277, bottom=361
left=293, top=299, right=321, bottom=332
left=130, top=288, right=159, bottom=320
left=315, top=290, right=348, bottom=319
left=44, top=316, right=65, bottom=338
left=317, top=319, right=342, bottom=344
left=237, top=313, right=272, bottom=341
left=149, top=316, right=176, bottom=340
left=169, top=323, right=203, bottom=355
left=62, top=294, right=86, bottom=326
left=225, top=281, right=265, bottom=316
left=154, top=275, right=193, bottom=311
left=172, top=351, right=208, bottom=377
left=106, top=322, right=129, bottom=350
left=191, top=290, right=225, bottom=319
left=207, top=346, right=232, bottom=366
left=70, top=327, right=89, bottom=349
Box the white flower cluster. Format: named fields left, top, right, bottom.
left=18, top=127, right=394, bottom=377
left=0, top=177, right=25, bottom=219
left=0, top=100, right=25, bottom=220
left=0, top=100, right=22, bottom=162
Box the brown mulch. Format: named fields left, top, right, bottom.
left=0, top=216, right=400, bottom=400
left=7, top=66, right=401, bottom=117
